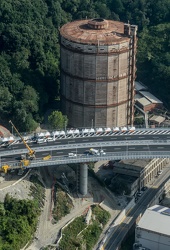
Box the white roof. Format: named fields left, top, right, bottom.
left=149, top=115, right=165, bottom=123
left=137, top=205, right=170, bottom=236
left=136, top=97, right=151, bottom=106
left=139, top=91, right=163, bottom=104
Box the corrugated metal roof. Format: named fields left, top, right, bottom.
left=139, top=91, right=163, bottom=104
left=136, top=97, right=151, bottom=106
left=60, top=19, right=130, bottom=45
left=149, top=115, right=165, bottom=123
left=135, top=81, right=148, bottom=91
left=137, top=205, right=170, bottom=236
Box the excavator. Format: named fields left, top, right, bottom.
left=9, top=120, right=36, bottom=160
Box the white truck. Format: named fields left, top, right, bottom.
left=89, top=148, right=100, bottom=155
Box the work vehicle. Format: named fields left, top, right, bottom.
left=89, top=148, right=100, bottom=155
left=9, top=120, right=35, bottom=160
left=43, top=155, right=52, bottom=160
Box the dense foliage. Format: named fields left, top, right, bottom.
left=48, top=110, right=68, bottom=130
left=0, top=0, right=169, bottom=130
left=52, top=186, right=73, bottom=221
left=59, top=205, right=110, bottom=250
left=0, top=194, right=40, bottom=250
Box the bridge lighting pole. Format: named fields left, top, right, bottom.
left=64, top=121, right=67, bottom=132
left=126, top=139, right=128, bottom=157
left=92, top=119, right=93, bottom=128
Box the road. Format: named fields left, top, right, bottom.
left=1, top=131, right=170, bottom=166
left=103, top=165, right=170, bottom=250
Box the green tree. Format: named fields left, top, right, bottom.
left=48, top=111, right=68, bottom=130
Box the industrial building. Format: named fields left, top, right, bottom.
left=112, top=158, right=169, bottom=194
left=60, top=18, right=137, bottom=128
left=135, top=81, right=163, bottom=112
left=134, top=205, right=170, bottom=250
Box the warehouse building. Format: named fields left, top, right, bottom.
left=134, top=205, right=170, bottom=250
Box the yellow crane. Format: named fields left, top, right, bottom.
left=9, top=120, right=35, bottom=160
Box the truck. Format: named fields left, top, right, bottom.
left=89, top=148, right=100, bottom=155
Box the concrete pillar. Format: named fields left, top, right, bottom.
left=79, top=163, right=88, bottom=195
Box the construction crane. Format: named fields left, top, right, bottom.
left=9, top=120, right=35, bottom=160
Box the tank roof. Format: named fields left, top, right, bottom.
left=60, top=18, right=129, bottom=45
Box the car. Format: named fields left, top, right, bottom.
left=135, top=197, right=138, bottom=202
left=141, top=186, right=147, bottom=191
left=158, top=170, right=163, bottom=175
left=36, top=138, right=46, bottom=143
left=46, top=137, right=54, bottom=142
left=137, top=191, right=143, bottom=197
left=68, top=153, right=77, bottom=157
left=100, top=149, right=106, bottom=155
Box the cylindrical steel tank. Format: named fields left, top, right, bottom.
left=60, top=18, right=137, bottom=128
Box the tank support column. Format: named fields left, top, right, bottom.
left=79, top=163, right=88, bottom=195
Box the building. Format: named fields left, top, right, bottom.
left=112, top=158, right=169, bottom=193
left=149, top=115, right=165, bottom=126
left=60, top=18, right=137, bottom=128
left=135, top=82, right=163, bottom=112
left=134, top=205, right=170, bottom=250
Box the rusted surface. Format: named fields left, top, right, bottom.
left=60, top=19, right=129, bottom=45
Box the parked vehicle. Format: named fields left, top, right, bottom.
left=137, top=191, right=143, bottom=197
left=141, top=186, right=147, bottom=191
left=158, top=170, right=163, bottom=175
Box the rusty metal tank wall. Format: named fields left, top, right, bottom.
left=60, top=19, right=137, bottom=128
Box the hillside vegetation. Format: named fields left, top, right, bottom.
left=0, top=0, right=169, bottom=131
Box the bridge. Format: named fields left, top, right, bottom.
left=1, top=127, right=170, bottom=194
